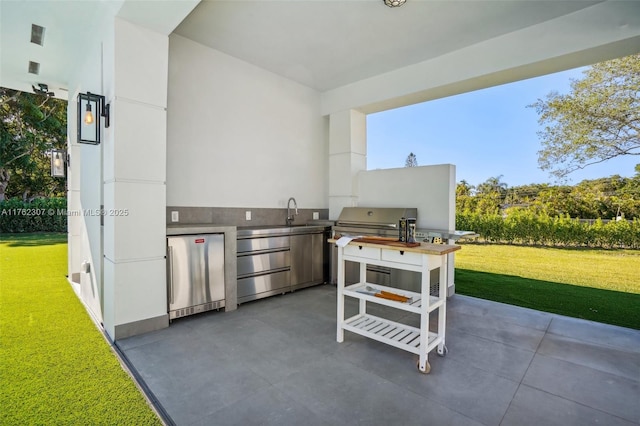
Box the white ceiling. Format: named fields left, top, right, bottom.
left=173, top=0, right=601, bottom=91
left=0, top=0, right=123, bottom=98
left=0, top=0, right=632, bottom=99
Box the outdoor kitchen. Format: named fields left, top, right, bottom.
left=163, top=164, right=463, bottom=311
left=1, top=0, right=638, bottom=424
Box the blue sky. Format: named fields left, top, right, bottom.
left=366, top=67, right=639, bottom=188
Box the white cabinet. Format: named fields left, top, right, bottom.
left=335, top=239, right=460, bottom=373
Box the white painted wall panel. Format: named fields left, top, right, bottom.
left=166, top=35, right=326, bottom=209
left=103, top=100, right=167, bottom=183
left=114, top=18, right=169, bottom=107
left=104, top=258, right=167, bottom=326
left=357, top=164, right=455, bottom=231
left=103, top=181, right=166, bottom=262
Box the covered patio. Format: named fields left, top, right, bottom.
left=2, top=2, right=639, bottom=424
left=118, top=285, right=640, bottom=425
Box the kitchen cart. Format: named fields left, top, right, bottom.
left=334, top=238, right=460, bottom=373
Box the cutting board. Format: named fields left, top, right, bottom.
left=349, top=236, right=421, bottom=248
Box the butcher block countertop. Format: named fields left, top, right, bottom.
left=329, top=236, right=461, bottom=256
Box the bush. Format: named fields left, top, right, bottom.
left=456, top=211, right=640, bottom=249
left=0, top=198, right=67, bottom=233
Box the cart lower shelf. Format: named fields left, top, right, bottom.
left=343, top=282, right=443, bottom=314
left=342, top=313, right=440, bottom=356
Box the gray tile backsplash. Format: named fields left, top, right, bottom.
left=167, top=206, right=329, bottom=227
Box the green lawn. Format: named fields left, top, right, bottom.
left=0, top=233, right=161, bottom=425
left=455, top=243, right=640, bottom=330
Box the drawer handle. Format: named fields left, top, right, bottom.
left=359, top=245, right=363, bottom=250
left=400, top=250, right=405, bottom=255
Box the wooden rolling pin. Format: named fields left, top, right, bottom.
left=375, top=291, right=411, bottom=303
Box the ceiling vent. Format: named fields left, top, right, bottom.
left=31, top=24, right=45, bottom=45
left=28, top=61, right=40, bottom=74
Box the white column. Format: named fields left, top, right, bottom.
left=102, top=18, right=169, bottom=339
left=328, top=109, right=366, bottom=219
left=66, top=101, right=82, bottom=286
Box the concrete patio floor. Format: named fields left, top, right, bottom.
left=117, top=285, right=640, bottom=426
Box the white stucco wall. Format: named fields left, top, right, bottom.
left=357, top=165, right=456, bottom=231
left=66, top=21, right=110, bottom=324
left=101, top=18, right=169, bottom=338
left=328, top=109, right=366, bottom=219
left=166, top=34, right=327, bottom=209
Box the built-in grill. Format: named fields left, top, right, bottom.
left=331, top=207, right=477, bottom=296
left=332, top=207, right=417, bottom=240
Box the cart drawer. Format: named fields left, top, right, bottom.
left=381, top=249, right=423, bottom=266
left=344, top=245, right=380, bottom=260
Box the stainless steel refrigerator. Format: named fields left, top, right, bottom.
left=167, top=234, right=225, bottom=320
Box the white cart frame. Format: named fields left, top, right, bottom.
left=335, top=240, right=460, bottom=373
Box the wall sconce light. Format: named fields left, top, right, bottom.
left=51, top=149, right=67, bottom=178
left=77, top=92, right=110, bottom=145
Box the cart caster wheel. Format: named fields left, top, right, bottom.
left=417, top=360, right=431, bottom=374
left=437, top=345, right=448, bottom=357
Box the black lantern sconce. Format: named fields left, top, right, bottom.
left=77, top=92, right=110, bottom=145
left=51, top=149, right=67, bottom=178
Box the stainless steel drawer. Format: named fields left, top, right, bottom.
left=237, top=270, right=291, bottom=302
left=237, top=250, right=290, bottom=277
left=237, top=236, right=290, bottom=254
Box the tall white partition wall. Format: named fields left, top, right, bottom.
left=357, top=164, right=455, bottom=231
left=357, top=164, right=458, bottom=295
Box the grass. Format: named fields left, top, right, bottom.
left=0, top=233, right=161, bottom=425
left=455, top=243, right=640, bottom=330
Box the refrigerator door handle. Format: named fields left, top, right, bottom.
left=168, top=245, right=175, bottom=305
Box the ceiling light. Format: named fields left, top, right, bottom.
left=384, top=0, right=406, bottom=7
left=31, top=24, right=45, bottom=46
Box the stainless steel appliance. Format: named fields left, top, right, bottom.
left=237, top=229, right=291, bottom=303
left=167, top=234, right=225, bottom=320
left=332, top=207, right=422, bottom=292
left=331, top=207, right=476, bottom=295
left=236, top=225, right=331, bottom=303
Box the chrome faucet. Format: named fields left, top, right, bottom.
left=286, top=197, right=298, bottom=225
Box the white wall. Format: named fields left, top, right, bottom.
left=328, top=109, right=366, bottom=219
left=357, top=164, right=456, bottom=231
left=66, top=19, right=110, bottom=324
left=166, top=35, right=327, bottom=209
left=101, top=18, right=169, bottom=339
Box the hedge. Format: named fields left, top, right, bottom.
left=457, top=210, right=640, bottom=249
left=0, top=198, right=67, bottom=233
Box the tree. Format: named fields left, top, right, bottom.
left=0, top=87, right=67, bottom=201
left=473, top=175, right=509, bottom=214
left=456, top=180, right=477, bottom=212
left=531, top=54, right=640, bottom=180
left=405, top=152, right=418, bottom=167
left=475, top=175, right=508, bottom=197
